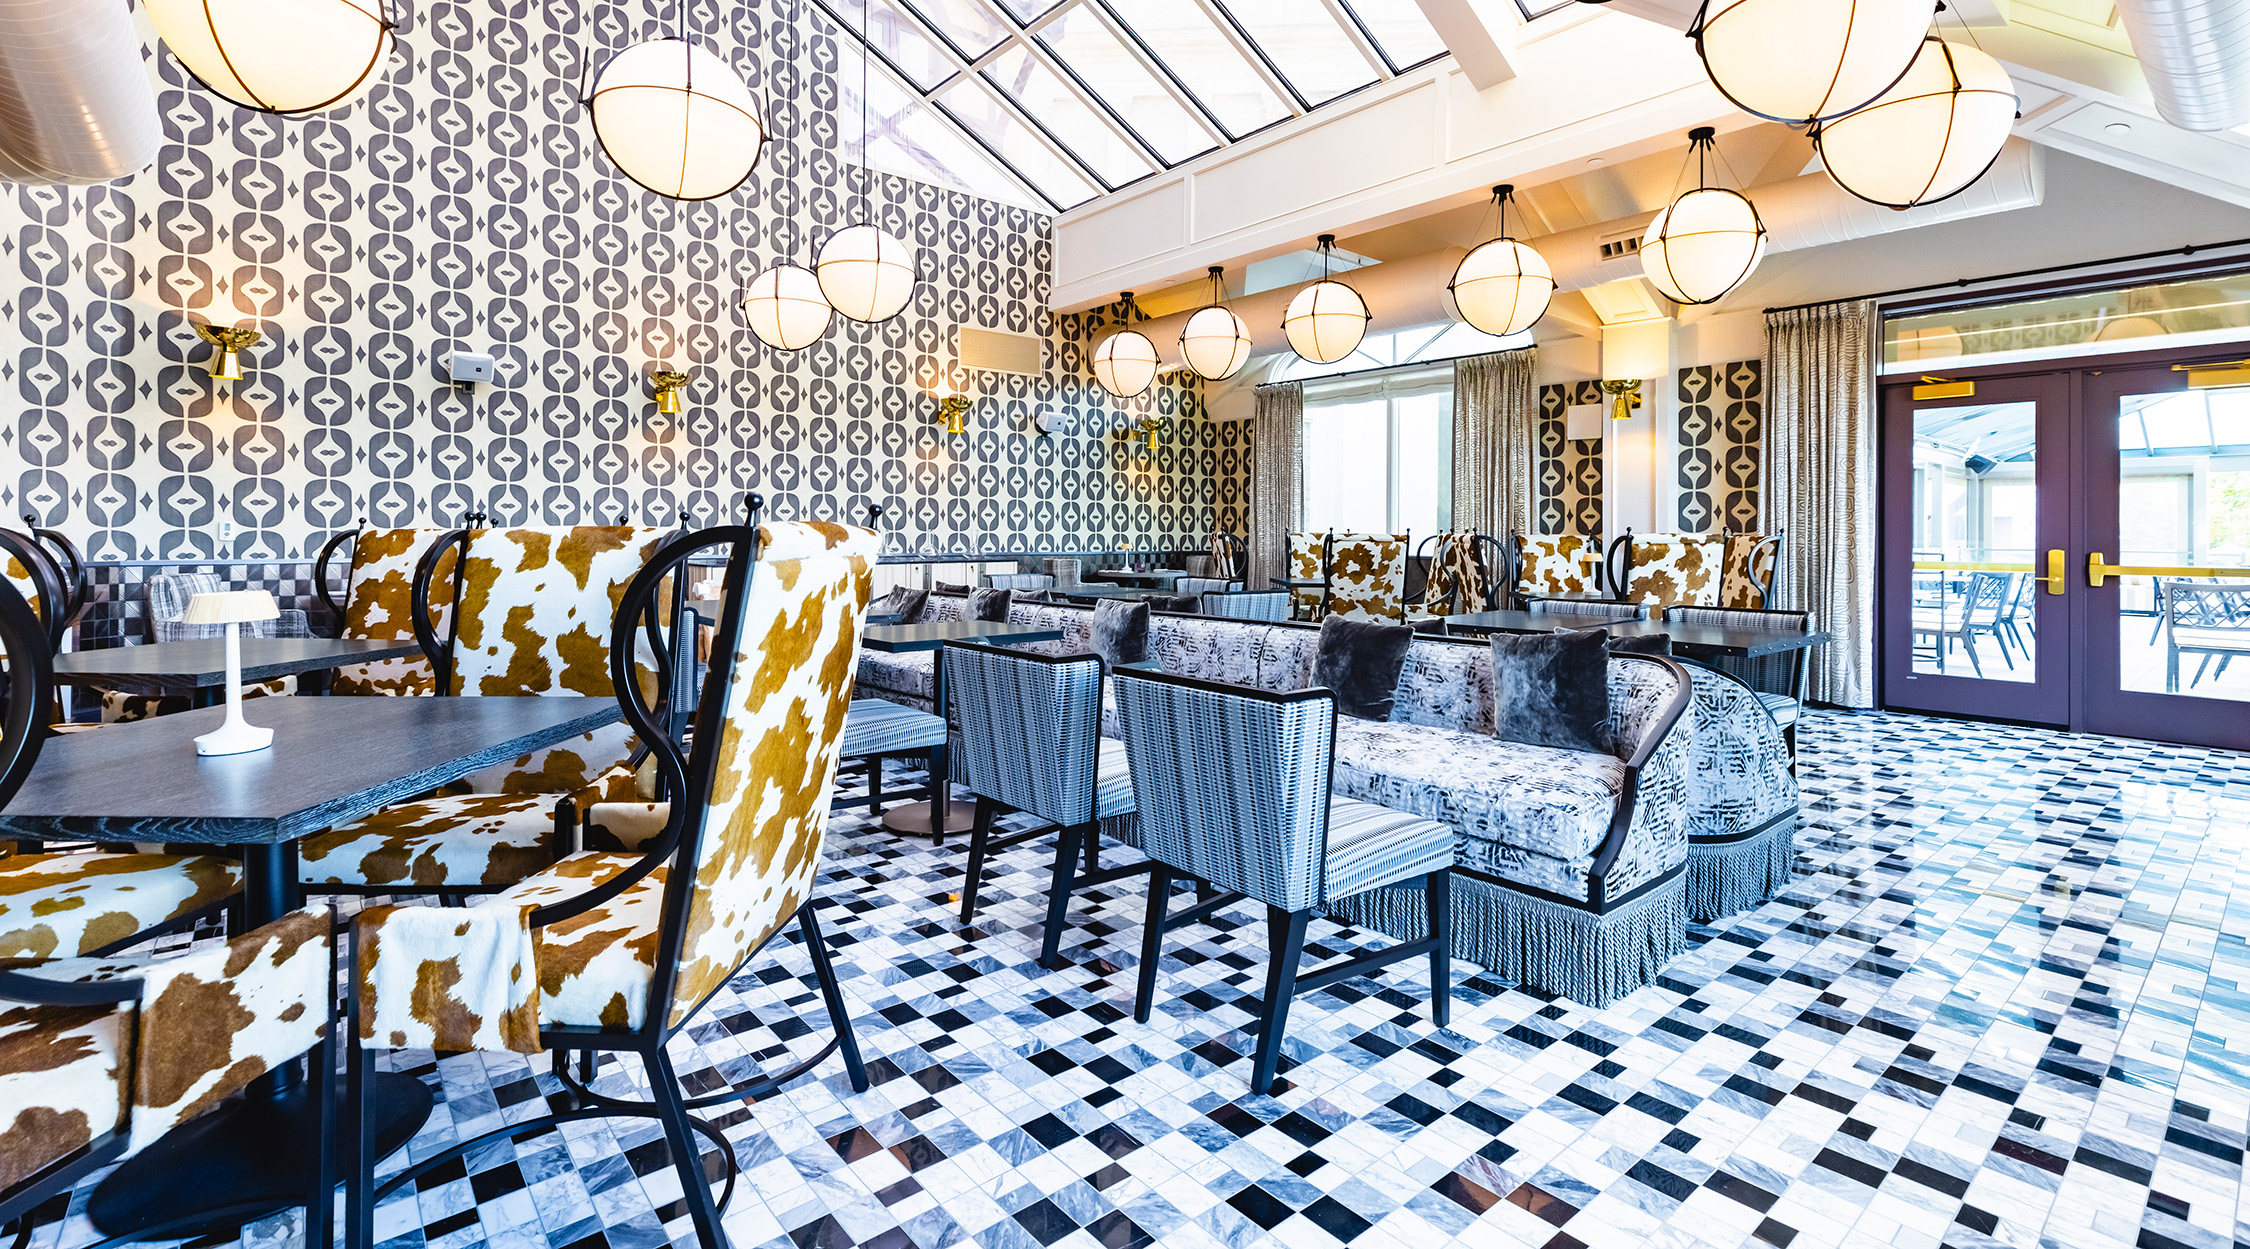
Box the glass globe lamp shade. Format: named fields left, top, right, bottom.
left=1693, top=0, right=1934, bottom=123
left=589, top=39, right=766, bottom=201
left=1450, top=238, right=1554, bottom=336
left=816, top=224, right=918, bottom=323
left=1282, top=280, right=1370, bottom=365
left=145, top=0, right=392, bottom=115
left=1641, top=187, right=1767, bottom=306
left=1092, top=330, right=1160, bottom=399
left=741, top=263, right=834, bottom=351
left=1814, top=39, right=2018, bottom=210
left=1179, top=305, right=1252, bottom=381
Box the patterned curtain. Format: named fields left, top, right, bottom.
left=1450, top=347, right=1538, bottom=540
left=1766, top=301, right=1878, bottom=707
left=1248, top=382, right=1304, bottom=592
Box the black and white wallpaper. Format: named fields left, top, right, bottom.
left=1675, top=360, right=1763, bottom=534
left=2, top=0, right=1227, bottom=563
left=1537, top=380, right=1602, bottom=538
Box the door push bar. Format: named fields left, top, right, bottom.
left=2085, top=553, right=2250, bottom=588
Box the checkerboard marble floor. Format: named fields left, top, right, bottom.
left=19, top=708, right=2250, bottom=1249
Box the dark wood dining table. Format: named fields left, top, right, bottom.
left=1439, top=608, right=1832, bottom=659
left=862, top=620, right=1063, bottom=839
left=0, top=695, right=622, bottom=1238
left=53, top=636, right=424, bottom=703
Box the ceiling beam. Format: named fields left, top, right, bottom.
left=1412, top=0, right=1516, bottom=88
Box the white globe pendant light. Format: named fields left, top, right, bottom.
left=816, top=223, right=918, bottom=324
left=1179, top=266, right=1252, bottom=381
left=742, top=263, right=834, bottom=351
left=1813, top=39, right=2019, bottom=210
left=145, top=0, right=392, bottom=115
left=589, top=38, right=766, bottom=201
left=1449, top=184, right=1553, bottom=336
left=1283, top=234, right=1370, bottom=365
left=1642, top=128, right=1767, bottom=307
left=1691, top=0, right=1935, bottom=124
left=1094, top=296, right=1160, bottom=399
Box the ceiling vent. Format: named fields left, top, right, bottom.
left=959, top=327, right=1043, bottom=376
left=1597, top=231, right=1642, bottom=262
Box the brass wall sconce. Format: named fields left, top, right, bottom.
left=1114, top=416, right=1172, bottom=450
left=1599, top=378, right=1642, bottom=420
left=652, top=370, right=691, bottom=415
left=196, top=325, right=262, bottom=381
left=936, top=393, right=971, bottom=434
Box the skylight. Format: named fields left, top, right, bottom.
left=813, top=0, right=1448, bottom=213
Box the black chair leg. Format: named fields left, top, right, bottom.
left=866, top=753, right=885, bottom=814
left=577, top=1050, right=597, bottom=1085
left=1039, top=824, right=1083, bottom=971
left=1084, top=829, right=1100, bottom=874
left=1250, top=907, right=1310, bottom=1096
left=1134, top=865, right=1172, bottom=1024
left=958, top=796, right=998, bottom=925
left=798, top=902, right=869, bottom=1093
left=306, top=1037, right=335, bottom=1249
left=647, top=1046, right=729, bottom=1249
left=1424, top=871, right=1451, bottom=1028
left=346, top=1025, right=375, bottom=1249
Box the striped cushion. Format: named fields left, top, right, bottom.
left=1754, top=692, right=1799, bottom=727
left=1324, top=798, right=1454, bottom=899
left=1093, top=741, right=1135, bottom=819
left=841, top=699, right=946, bottom=756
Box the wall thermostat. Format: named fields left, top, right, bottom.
left=449, top=351, right=496, bottom=392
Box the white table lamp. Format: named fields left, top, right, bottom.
left=183, top=589, right=279, bottom=757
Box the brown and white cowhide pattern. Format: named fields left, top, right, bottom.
left=1424, top=532, right=1491, bottom=616
left=331, top=527, right=452, bottom=697
left=1623, top=533, right=1724, bottom=610
left=0, top=852, right=240, bottom=960
left=352, top=523, right=877, bottom=1053
left=1721, top=532, right=1775, bottom=609
left=1287, top=532, right=1326, bottom=621
left=1325, top=534, right=1407, bottom=624
left=0, top=999, right=124, bottom=1190
left=1514, top=533, right=1597, bottom=598
left=299, top=793, right=559, bottom=888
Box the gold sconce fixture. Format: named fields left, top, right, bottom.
left=1114, top=416, right=1172, bottom=450
left=1599, top=379, right=1642, bottom=420
left=196, top=325, right=262, bottom=381
left=652, top=370, right=691, bottom=415
left=936, top=393, right=972, bottom=434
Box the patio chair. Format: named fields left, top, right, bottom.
left=2164, top=581, right=2250, bottom=693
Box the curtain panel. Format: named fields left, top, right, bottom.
left=1450, top=347, right=1539, bottom=541
left=1247, top=382, right=1305, bottom=593
left=1766, top=300, right=1878, bottom=707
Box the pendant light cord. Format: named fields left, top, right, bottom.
left=859, top=0, right=871, bottom=224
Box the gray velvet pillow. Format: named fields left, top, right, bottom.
left=876, top=586, right=929, bottom=623
left=1312, top=616, right=1414, bottom=721
left=966, top=587, right=1012, bottom=622
left=1491, top=629, right=1611, bottom=753
left=1150, top=594, right=1202, bottom=613
left=1091, top=599, right=1150, bottom=668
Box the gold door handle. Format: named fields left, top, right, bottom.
left=2086, top=552, right=2250, bottom=587
left=2044, top=549, right=2065, bottom=595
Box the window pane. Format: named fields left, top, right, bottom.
left=1038, top=3, right=1215, bottom=164
left=1212, top=0, right=1379, bottom=104
left=1340, top=0, right=1446, bottom=69
left=900, top=0, right=1013, bottom=57
left=983, top=44, right=1155, bottom=187
left=1394, top=391, right=1449, bottom=535
left=996, top=0, right=1064, bottom=19
left=1101, top=0, right=1291, bottom=136
left=935, top=76, right=1100, bottom=207
left=849, top=59, right=1043, bottom=209
left=1304, top=399, right=1391, bottom=533
left=2140, top=393, right=2210, bottom=451
left=828, top=0, right=958, bottom=90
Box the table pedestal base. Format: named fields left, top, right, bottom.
left=87, top=1071, right=433, bottom=1240
left=880, top=799, right=977, bottom=838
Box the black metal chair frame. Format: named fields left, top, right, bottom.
left=347, top=508, right=870, bottom=1249
left=1405, top=532, right=1508, bottom=616
left=0, top=529, right=71, bottom=655
left=1112, top=667, right=1452, bottom=1096
left=2163, top=581, right=2250, bottom=693
left=15, top=518, right=85, bottom=639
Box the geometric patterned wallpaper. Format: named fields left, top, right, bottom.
left=0, top=0, right=1223, bottom=563
left=1675, top=359, right=1763, bottom=534
left=1536, top=380, right=1603, bottom=538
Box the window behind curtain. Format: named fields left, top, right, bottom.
left=1302, top=366, right=1452, bottom=537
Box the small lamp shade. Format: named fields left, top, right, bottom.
left=1641, top=187, right=1767, bottom=306
left=1179, top=305, right=1252, bottom=381
left=816, top=223, right=918, bottom=324
left=1283, top=280, right=1370, bottom=364
left=1813, top=39, right=2018, bottom=210
left=1693, top=0, right=1933, bottom=124
left=589, top=38, right=766, bottom=201
left=741, top=263, right=834, bottom=351
left=146, top=0, right=391, bottom=115
left=1450, top=238, right=1555, bottom=336
left=183, top=589, right=279, bottom=626
left=1092, top=330, right=1160, bottom=399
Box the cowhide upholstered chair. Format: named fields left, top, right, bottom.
left=0, top=577, right=243, bottom=960
left=1410, top=532, right=1502, bottom=616
left=1610, top=531, right=1726, bottom=612
left=1719, top=530, right=1783, bottom=609
left=298, top=525, right=666, bottom=898
left=1325, top=532, right=1409, bottom=623
left=315, top=524, right=459, bottom=696
left=1285, top=531, right=1329, bottom=620
left=0, top=905, right=337, bottom=1247
left=347, top=516, right=877, bottom=1249
left=1113, top=668, right=1456, bottom=1095
left=1512, top=532, right=1599, bottom=603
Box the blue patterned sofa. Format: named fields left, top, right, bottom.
left=856, top=593, right=1699, bottom=1005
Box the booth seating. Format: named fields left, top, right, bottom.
left=855, top=593, right=1703, bottom=1006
